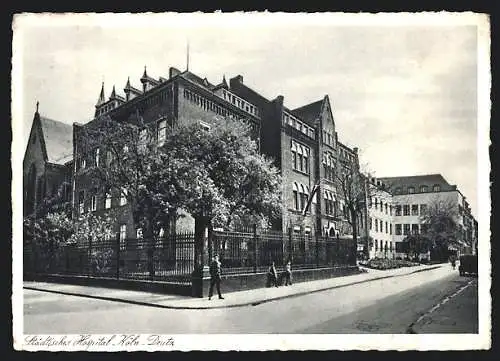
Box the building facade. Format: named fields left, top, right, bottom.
left=377, top=174, right=477, bottom=259
left=71, top=66, right=362, bottom=241
left=23, top=107, right=73, bottom=218
left=366, top=178, right=395, bottom=259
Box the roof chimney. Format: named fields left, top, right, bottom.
left=234, top=75, right=243, bottom=83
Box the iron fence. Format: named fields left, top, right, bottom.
left=212, top=229, right=356, bottom=274
left=24, top=229, right=356, bottom=282
left=23, top=233, right=195, bottom=285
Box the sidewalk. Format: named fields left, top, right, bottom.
left=23, top=263, right=445, bottom=310
left=410, top=277, right=478, bottom=333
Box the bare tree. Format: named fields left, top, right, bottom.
left=334, top=156, right=368, bottom=259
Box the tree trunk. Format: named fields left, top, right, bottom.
left=351, top=209, right=358, bottom=264
left=194, top=216, right=209, bottom=273
left=143, top=223, right=155, bottom=280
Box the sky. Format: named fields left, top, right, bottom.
left=12, top=12, right=488, bottom=217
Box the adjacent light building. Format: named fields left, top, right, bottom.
left=375, top=174, right=477, bottom=259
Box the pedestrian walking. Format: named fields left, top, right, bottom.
left=267, top=261, right=279, bottom=287
left=284, top=260, right=293, bottom=286
left=208, top=255, right=224, bottom=300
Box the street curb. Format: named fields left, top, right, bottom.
left=24, top=265, right=443, bottom=310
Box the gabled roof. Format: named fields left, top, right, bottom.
left=378, top=174, right=457, bottom=193
left=38, top=115, right=73, bottom=165
left=180, top=71, right=215, bottom=89
left=292, top=99, right=323, bottom=125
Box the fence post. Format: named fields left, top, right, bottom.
left=116, top=236, right=120, bottom=280
left=288, top=228, right=293, bottom=264
left=316, top=234, right=319, bottom=267
left=253, top=224, right=257, bottom=273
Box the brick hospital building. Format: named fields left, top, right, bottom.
left=24, top=65, right=363, bottom=243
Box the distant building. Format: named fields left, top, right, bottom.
left=378, top=174, right=476, bottom=259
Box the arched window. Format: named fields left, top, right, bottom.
left=297, top=145, right=304, bottom=172
left=300, top=184, right=306, bottom=210
left=292, top=183, right=299, bottom=210
left=303, top=148, right=309, bottom=173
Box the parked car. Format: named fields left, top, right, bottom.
left=459, top=254, right=478, bottom=276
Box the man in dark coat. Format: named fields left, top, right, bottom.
left=208, top=255, right=224, bottom=300
left=267, top=261, right=279, bottom=287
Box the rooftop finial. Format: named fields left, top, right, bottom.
left=97, top=82, right=106, bottom=106
left=143, top=65, right=148, bottom=78
left=36, top=101, right=39, bottom=113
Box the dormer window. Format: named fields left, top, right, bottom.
left=433, top=185, right=441, bottom=192
left=420, top=185, right=428, bottom=193
left=407, top=187, right=415, bottom=194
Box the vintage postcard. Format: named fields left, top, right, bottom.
left=12, top=12, right=491, bottom=351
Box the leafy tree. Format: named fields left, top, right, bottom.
left=78, top=114, right=282, bottom=273
left=402, top=233, right=430, bottom=261
left=419, top=196, right=462, bottom=261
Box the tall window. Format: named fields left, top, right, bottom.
left=369, top=217, right=372, bottom=230
left=119, top=224, right=127, bottom=250
left=403, top=205, right=410, bottom=216
left=292, top=183, right=299, bottom=210
left=106, top=151, right=113, bottom=167
left=395, top=224, right=402, bottom=235
left=157, top=119, right=167, bottom=146
left=390, top=224, right=393, bottom=235
left=300, top=185, right=307, bottom=210
left=375, top=198, right=378, bottom=210
left=403, top=224, right=410, bottom=235
left=78, top=191, right=85, bottom=215
left=385, top=221, right=388, bottom=233
left=120, top=188, right=127, bottom=206
left=291, top=141, right=310, bottom=174
left=375, top=219, right=379, bottom=232
left=303, top=148, right=309, bottom=173
left=95, top=148, right=100, bottom=167
left=395, top=205, right=402, bottom=216
left=79, top=156, right=86, bottom=170
left=389, top=205, right=393, bottom=215
left=420, top=204, right=427, bottom=215
left=411, top=204, right=419, bottom=216
left=91, top=195, right=97, bottom=212
left=385, top=203, right=388, bottom=214
left=411, top=224, right=419, bottom=235
left=105, top=192, right=112, bottom=209
left=420, top=185, right=428, bottom=193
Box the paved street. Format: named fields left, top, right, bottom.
left=24, top=266, right=477, bottom=334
